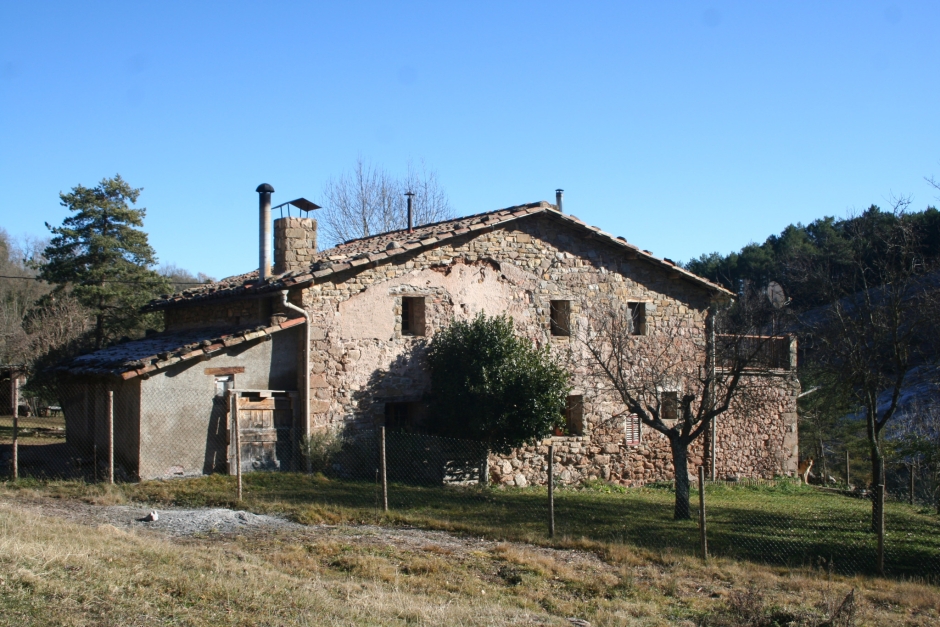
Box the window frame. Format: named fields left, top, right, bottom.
left=400, top=296, right=426, bottom=336
left=628, top=301, right=647, bottom=336
left=660, top=390, right=679, bottom=424
left=550, top=300, right=571, bottom=337
left=564, top=394, right=584, bottom=436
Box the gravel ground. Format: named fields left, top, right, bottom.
left=1, top=497, right=301, bottom=537
left=0, top=492, right=610, bottom=572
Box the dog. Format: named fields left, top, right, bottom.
left=798, top=458, right=814, bottom=485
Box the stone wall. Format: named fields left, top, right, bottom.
left=164, top=296, right=297, bottom=331
left=275, top=217, right=317, bottom=275
left=292, top=213, right=800, bottom=484
left=486, top=372, right=799, bottom=487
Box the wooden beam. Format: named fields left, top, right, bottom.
left=204, top=366, right=246, bottom=376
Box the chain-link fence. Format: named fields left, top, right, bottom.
left=2, top=380, right=939, bottom=582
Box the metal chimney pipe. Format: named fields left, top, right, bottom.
left=405, top=191, right=415, bottom=233
left=555, top=189, right=564, bottom=213
left=257, top=183, right=274, bottom=281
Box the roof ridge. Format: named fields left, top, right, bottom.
left=144, top=200, right=731, bottom=310
left=331, top=201, right=550, bottom=249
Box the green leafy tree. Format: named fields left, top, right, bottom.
left=38, top=175, right=169, bottom=350
left=425, top=313, right=570, bottom=454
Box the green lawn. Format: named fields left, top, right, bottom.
left=10, top=473, right=939, bottom=582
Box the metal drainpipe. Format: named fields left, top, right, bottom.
left=281, top=290, right=311, bottom=470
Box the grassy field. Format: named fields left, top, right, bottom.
left=1, top=489, right=939, bottom=626
left=0, top=414, right=65, bottom=445
left=7, top=473, right=939, bottom=582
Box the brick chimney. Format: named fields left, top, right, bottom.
left=274, top=216, right=317, bottom=274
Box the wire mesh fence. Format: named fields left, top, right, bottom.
left=2, top=380, right=940, bottom=582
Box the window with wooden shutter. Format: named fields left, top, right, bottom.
left=625, top=414, right=641, bottom=445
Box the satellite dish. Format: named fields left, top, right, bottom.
left=766, top=281, right=788, bottom=309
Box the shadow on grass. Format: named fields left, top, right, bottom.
left=1, top=441, right=94, bottom=480
left=9, top=471, right=939, bottom=581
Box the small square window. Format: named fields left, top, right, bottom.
left=550, top=300, right=571, bottom=337
left=565, top=395, right=584, bottom=436
left=384, top=402, right=425, bottom=433
left=661, top=391, right=678, bottom=423
left=214, top=375, right=233, bottom=398
left=401, top=297, right=426, bottom=336
left=628, top=302, right=646, bottom=335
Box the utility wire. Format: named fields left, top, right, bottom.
left=0, top=274, right=211, bottom=285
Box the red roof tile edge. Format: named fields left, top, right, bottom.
left=61, top=317, right=303, bottom=380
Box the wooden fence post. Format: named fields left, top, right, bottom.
left=877, top=480, right=885, bottom=576
left=698, top=465, right=708, bottom=562
left=548, top=443, right=555, bottom=539
left=232, top=391, right=242, bottom=501
left=107, top=390, right=114, bottom=485
left=379, top=426, right=388, bottom=513
left=909, top=462, right=915, bottom=506
left=11, top=374, right=18, bottom=481
left=845, top=450, right=850, bottom=487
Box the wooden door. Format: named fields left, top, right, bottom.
left=230, top=393, right=293, bottom=473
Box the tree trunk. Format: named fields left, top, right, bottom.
left=870, top=444, right=884, bottom=533
left=866, top=398, right=884, bottom=533
left=95, top=313, right=105, bottom=350
left=672, top=436, right=692, bottom=520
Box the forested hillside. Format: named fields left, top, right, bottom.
left=685, top=204, right=940, bottom=311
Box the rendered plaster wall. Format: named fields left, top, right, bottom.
left=137, top=329, right=299, bottom=479
left=60, top=378, right=140, bottom=477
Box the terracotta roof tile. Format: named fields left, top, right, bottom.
left=60, top=319, right=302, bottom=379
left=142, top=200, right=731, bottom=310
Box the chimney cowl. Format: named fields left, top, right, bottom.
left=555, top=189, right=564, bottom=214
left=405, top=191, right=415, bottom=233
left=258, top=184, right=274, bottom=282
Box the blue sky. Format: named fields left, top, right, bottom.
left=2, top=1, right=938, bottom=279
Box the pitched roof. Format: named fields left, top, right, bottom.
left=58, top=317, right=304, bottom=379
left=144, top=201, right=732, bottom=310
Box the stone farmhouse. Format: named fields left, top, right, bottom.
left=60, top=186, right=799, bottom=484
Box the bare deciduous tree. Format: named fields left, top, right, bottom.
left=791, top=203, right=940, bottom=528
left=22, top=291, right=91, bottom=365
left=0, top=229, right=50, bottom=364
left=582, top=289, right=787, bottom=519
left=319, top=157, right=453, bottom=247
left=889, top=396, right=940, bottom=512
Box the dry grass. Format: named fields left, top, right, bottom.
left=0, top=489, right=938, bottom=626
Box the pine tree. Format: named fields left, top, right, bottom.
left=38, top=175, right=169, bottom=350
